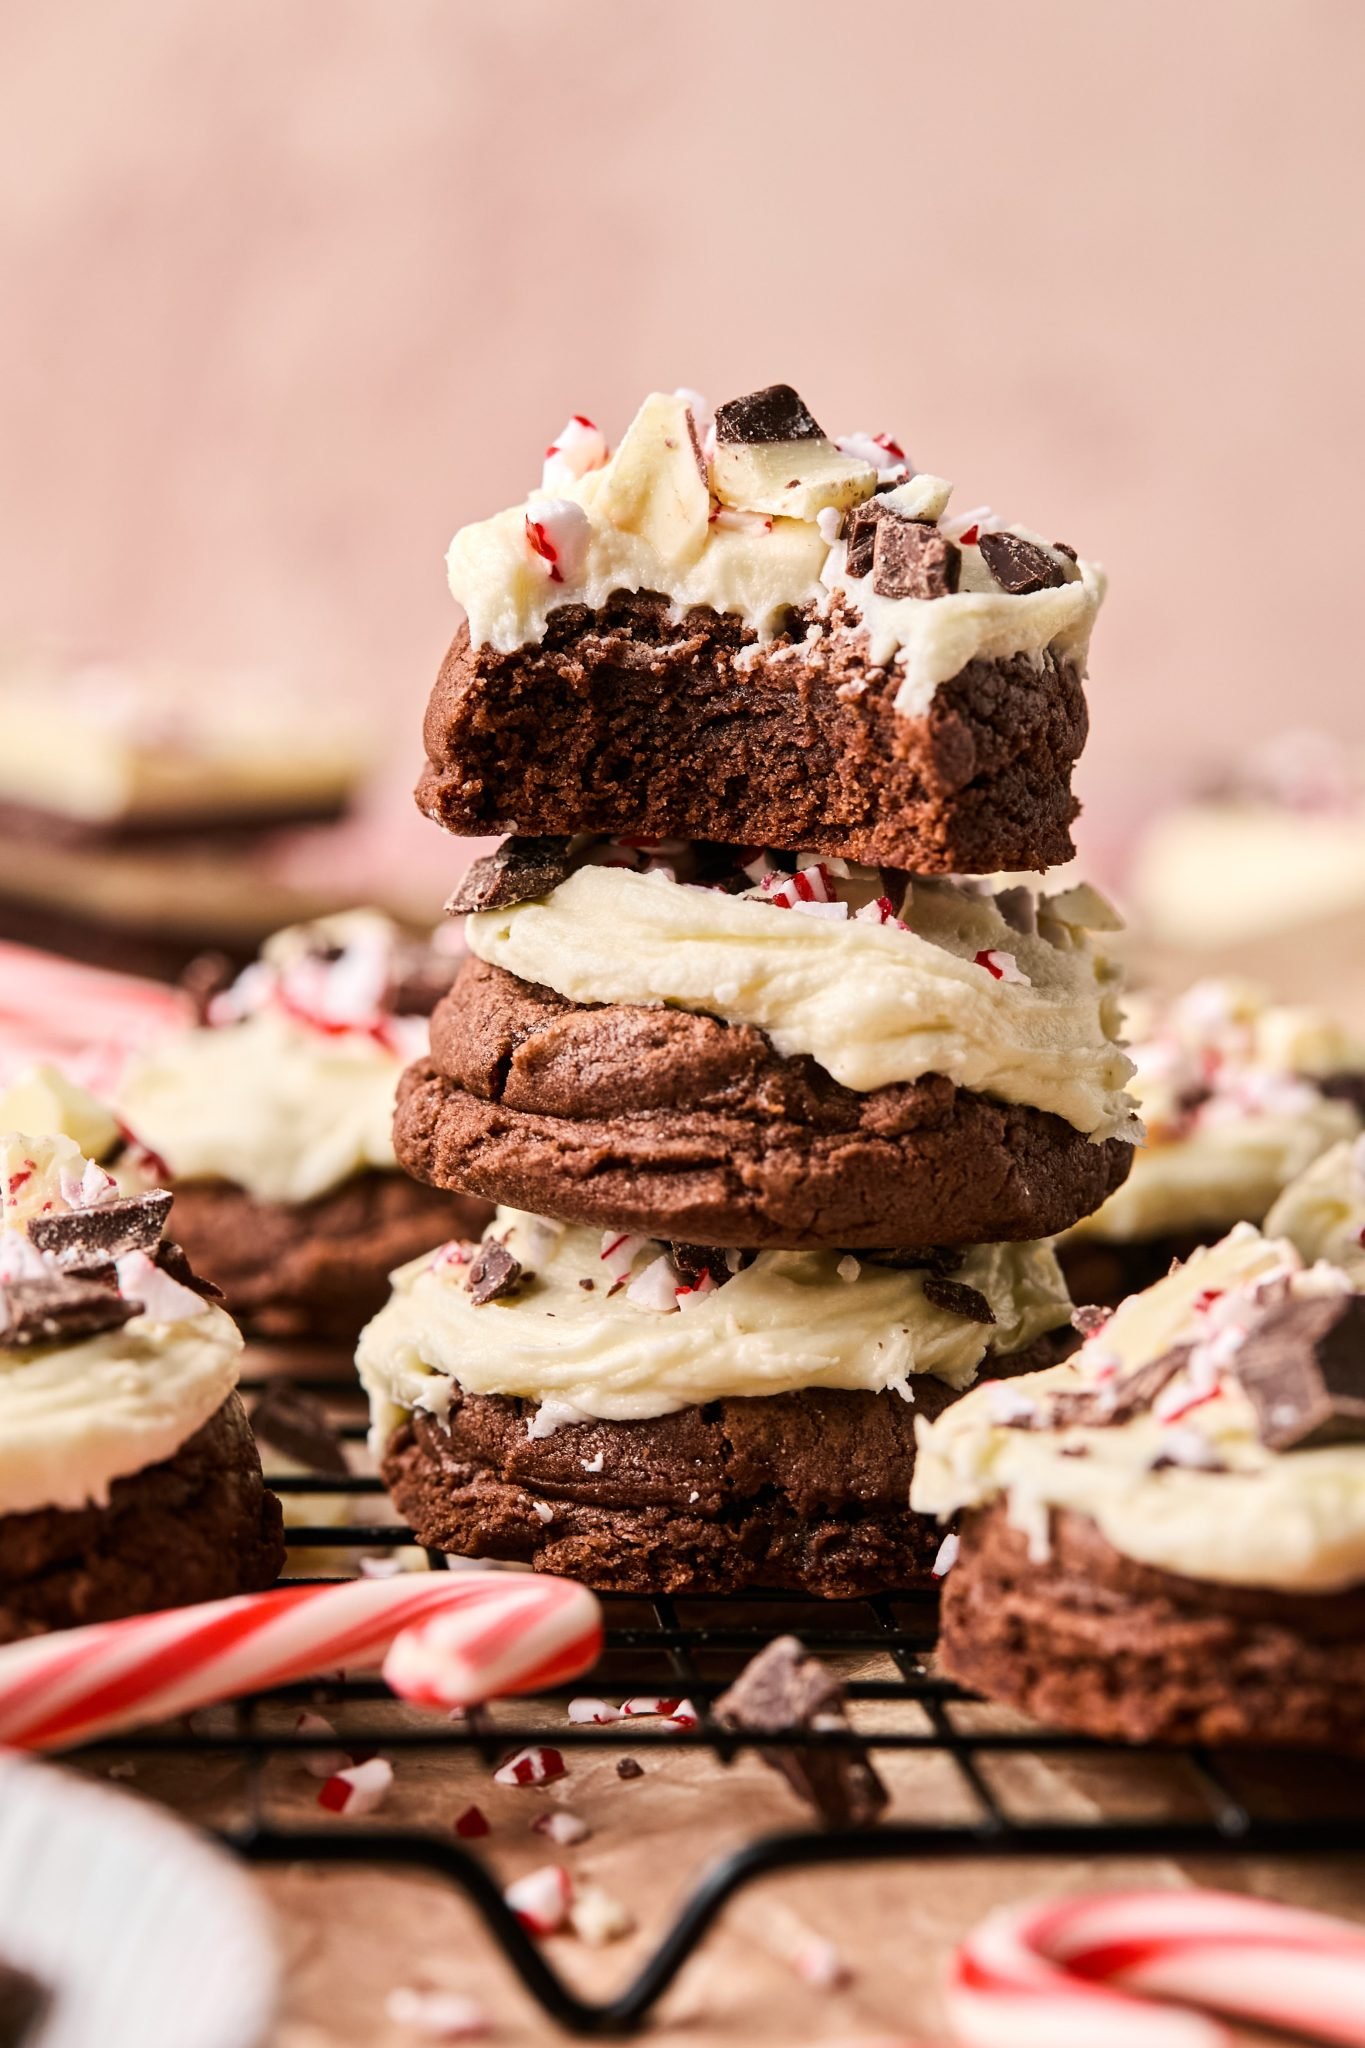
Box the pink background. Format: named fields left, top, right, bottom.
left=3, top=0, right=1363, bottom=876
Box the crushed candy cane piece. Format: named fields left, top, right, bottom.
left=567, top=1697, right=621, bottom=1725
left=676, top=1271, right=716, bottom=1310
left=762, top=863, right=837, bottom=910
left=791, top=1936, right=851, bottom=1989
left=853, top=894, right=910, bottom=930
left=453, top=1804, right=490, bottom=1839
left=113, top=1248, right=207, bottom=1322
left=932, top=1533, right=961, bottom=1578
left=318, top=1756, right=393, bottom=1816
left=531, top=1500, right=555, bottom=1525
left=524, top=499, right=591, bottom=584
left=569, top=1882, right=635, bottom=1948
left=835, top=430, right=911, bottom=483
left=294, top=1709, right=347, bottom=1780
left=505, top=1863, right=572, bottom=1936
left=837, top=1255, right=861, bottom=1283
left=542, top=414, right=608, bottom=492
left=620, top=1696, right=682, bottom=1719
left=974, top=949, right=1029, bottom=984
left=625, top=1254, right=681, bottom=1313
left=668, top=1699, right=699, bottom=1728
left=600, top=1230, right=648, bottom=1282
left=580, top=1451, right=605, bottom=1473
left=531, top=1808, right=591, bottom=1846
left=493, top=1744, right=566, bottom=1787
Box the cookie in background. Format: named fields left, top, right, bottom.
left=1059, top=978, right=1365, bottom=1307
left=109, top=911, right=494, bottom=1341
left=0, top=649, right=375, bottom=979
left=0, top=1129, right=282, bottom=1640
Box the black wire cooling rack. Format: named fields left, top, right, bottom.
left=70, top=1375, right=1365, bottom=2037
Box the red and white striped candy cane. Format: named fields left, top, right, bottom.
left=0, top=940, right=184, bottom=1090
left=0, top=1574, right=602, bottom=1752
left=949, top=1888, right=1365, bottom=2048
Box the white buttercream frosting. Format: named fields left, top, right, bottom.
left=115, top=911, right=440, bottom=1205
left=445, top=389, right=1103, bottom=716
left=911, top=1224, right=1365, bottom=1592
left=1266, top=1137, right=1365, bottom=1285
left=357, top=1209, right=1071, bottom=1447
left=0, top=1305, right=243, bottom=1515
left=1069, top=979, right=1363, bottom=1242
left=466, top=865, right=1137, bottom=1142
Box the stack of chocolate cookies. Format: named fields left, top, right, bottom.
left=359, top=383, right=1140, bottom=1597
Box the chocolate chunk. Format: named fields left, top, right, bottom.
left=179, top=949, right=236, bottom=1025
left=27, top=1190, right=173, bottom=1272
left=922, top=1275, right=996, bottom=1324
left=0, top=1273, right=138, bottom=1348
left=154, top=1238, right=225, bottom=1302
left=251, top=1383, right=349, bottom=1476
left=615, top=1757, right=644, bottom=1780
left=871, top=513, right=961, bottom=600
left=444, top=835, right=574, bottom=917
left=714, top=384, right=827, bottom=445
left=978, top=531, right=1069, bottom=594
left=1041, top=1349, right=1187, bottom=1431
left=1052, top=540, right=1078, bottom=560
left=843, top=499, right=886, bottom=579
left=467, top=1241, right=524, bottom=1306
left=1230, top=1293, right=1365, bottom=1450
left=713, top=1635, right=888, bottom=1829
left=669, top=1243, right=732, bottom=1288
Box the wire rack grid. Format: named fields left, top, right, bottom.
left=62, top=1374, right=1365, bottom=2038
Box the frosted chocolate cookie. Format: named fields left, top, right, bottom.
left=419, top=387, right=1104, bottom=875
left=0, top=1131, right=282, bottom=1641
left=398, top=847, right=1137, bottom=1246
left=357, top=1207, right=1072, bottom=1596
left=113, top=913, right=492, bottom=1339
left=913, top=1221, right=1365, bottom=1749
left=1060, top=979, right=1363, bottom=1307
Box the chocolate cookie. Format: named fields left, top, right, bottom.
left=380, top=1339, right=1061, bottom=1598
left=417, top=592, right=1087, bottom=875
left=394, top=960, right=1132, bottom=1247
left=167, top=1171, right=493, bottom=1341
left=0, top=1394, right=284, bottom=1643
left=938, top=1499, right=1365, bottom=1752
left=1057, top=1229, right=1213, bottom=1313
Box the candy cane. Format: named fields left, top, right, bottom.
left=949, top=1889, right=1365, bottom=2048
left=0, top=1575, right=602, bottom=1752
left=0, top=940, right=183, bottom=1090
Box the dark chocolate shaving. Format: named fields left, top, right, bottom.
left=1052, top=540, right=1078, bottom=560
left=978, top=531, right=1070, bottom=594
left=179, top=950, right=236, bottom=1025
left=1230, top=1292, right=1365, bottom=1450
left=712, top=1635, right=888, bottom=1829
left=251, top=1383, right=350, bottom=1476
left=155, top=1239, right=225, bottom=1302
left=714, top=384, right=827, bottom=445
left=843, top=498, right=886, bottom=579
left=0, top=1273, right=138, bottom=1348
left=467, top=1241, right=524, bottom=1306
left=871, top=513, right=960, bottom=600
left=922, top=1275, right=996, bottom=1324
left=1004, top=1348, right=1188, bottom=1433
left=444, top=836, right=574, bottom=917
left=670, top=1243, right=735, bottom=1288
left=27, top=1190, right=173, bottom=1272
left=616, top=1757, right=644, bottom=1780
